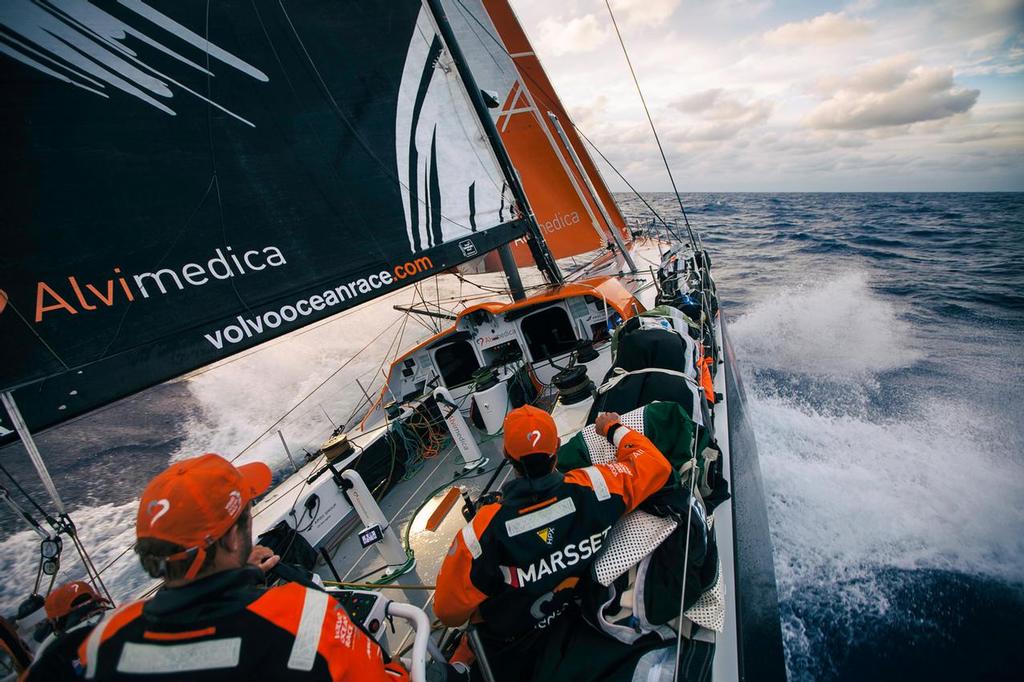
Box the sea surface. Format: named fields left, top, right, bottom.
left=2, top=192, right=1022, bottom=680
left=619, top=192, right=1024, bottom=681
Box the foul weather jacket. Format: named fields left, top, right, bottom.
left=434, top=427, right=672, bottom=640
left=76, top=567, right=407, bottom=681
left=21, top=610, right=105, bottom=682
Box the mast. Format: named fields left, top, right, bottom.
left=497, top=243, right=527, bottom=300
left=424, top=0, right=563, bottom=288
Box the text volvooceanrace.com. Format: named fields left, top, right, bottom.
left=203, top=256, right=433, bottom=350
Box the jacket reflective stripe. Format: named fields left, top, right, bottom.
left=116, top=638, right=241, bottom=674
left=461, top=523, right=482, bottom=559
left=582, top=466, right=611, bottom=500
left=287, top=588, right=329, bottom=671
left=504, top=498, right=576, bottom=537
left=84, top=607, right=118, bottom=679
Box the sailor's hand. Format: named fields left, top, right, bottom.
left=248, top=544, right=281, bottom=573
left=595, top=412, right=621, bottom=438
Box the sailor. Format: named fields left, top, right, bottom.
left=434, top=405, right=672, bottom=680
left=77, top=453, right=409, bottom=681
left=20, top=580, right=112, bottom=681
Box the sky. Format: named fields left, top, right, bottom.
left=507, top=0, right=1024, bottom=192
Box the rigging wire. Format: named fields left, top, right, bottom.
left=0, top=461, right=55, bottom=525
left=572, top=126, right=683, bottom=242
left=602, top=0, right=696, bottom=246
left=450, top=0, right=678, bottom=239
left=228, top=316, right=406, bottom=463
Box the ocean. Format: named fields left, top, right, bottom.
left=619, top=192, right=1024, bottom=681
left=2, top=192, right=1022, bottom=680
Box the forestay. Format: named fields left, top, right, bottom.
left=0, top=0, right=531, bottom=440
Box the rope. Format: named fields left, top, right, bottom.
left=602, top=0, right=696, bottom=247
left=670, top=251, right=713, bottom=681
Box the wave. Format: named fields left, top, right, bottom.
left=730, top=271, right=923, bottom=377
left=0, top=501, right=153, bottom=616
left=731, top=270, right=1024, bottom=680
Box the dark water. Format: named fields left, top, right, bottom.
left=2, top=192, right=1022, bottom=680
left=618, top=192, right=1024, bottom=681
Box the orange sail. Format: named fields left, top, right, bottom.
left=480, top=0, right=632, bottom=269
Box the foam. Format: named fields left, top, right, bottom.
left=731, top=269, right=1024, bottom=680
left=731, top=271, right=922, bottom=377
left=0, top=501, right=154, bottom=615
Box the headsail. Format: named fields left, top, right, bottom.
left=0, top=0, right=533, bottom=440
left=446, top=0, right=633, bottom=269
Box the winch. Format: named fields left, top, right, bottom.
left=552, top=365, right=595, bottom=405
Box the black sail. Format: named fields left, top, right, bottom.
left=0, top=0, right=530, bottom=440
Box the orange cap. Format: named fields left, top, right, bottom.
left=45, top=581, right=105, bottom=621
left=503, top=405, right=559, bottom=460
left=136, top=454, right=271, bottom=556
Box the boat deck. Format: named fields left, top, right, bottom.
left=283, top=318, right=742, bottom=680
left=248, top=241, right=744, bottom=678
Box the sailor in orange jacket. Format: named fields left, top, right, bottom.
left=77, top=453, right=408, bottom=681
left=20, top=580, right=111, bottom=681
left=435, top=405, right=672, bottom=653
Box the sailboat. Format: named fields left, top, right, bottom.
left=0, top=1, right=786, bottom=680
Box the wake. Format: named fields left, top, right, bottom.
left=731, top=269, right=1024, bottom=679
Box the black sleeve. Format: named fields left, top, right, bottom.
left=22, top=628, right=92, bottom=682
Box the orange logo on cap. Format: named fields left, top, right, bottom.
left=526, top=430, right=542, bottom=448
left=148, top=499, right=170, bottom=527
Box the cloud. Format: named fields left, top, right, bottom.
left=808, top=64, right=980, bottom=130
left=672, top=89, right=773, bottom=122
left=669, top=89, right=773, bottom=141
left=940, top=125, right=1006, bottom=144
left=613, top=0, right=681, bottom=27
left=840, top=54, right=916, bottom=93
left=536, top=13, right=608, bottom=56
left=764, top=11, right=872, bottom=46
left=709, top=0, right=774, bottom=19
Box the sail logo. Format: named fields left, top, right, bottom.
left=33, top=246, right=287, bottom=323
left=513, top=212, right=582, bottom=246
left=0, top=0, right=269, bottom=127
left=202, top=256, right=435, bottom=350
left=538, top=211, right=581, bottom=235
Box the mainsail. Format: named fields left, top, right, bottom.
left=446, top=0, right=633, bottom=269
left=0, top=0, right=539, bottom=440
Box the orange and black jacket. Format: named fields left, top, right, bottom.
left=76, top=567, right=407, bottom=681
left=435, top=428, right=671, bottom=639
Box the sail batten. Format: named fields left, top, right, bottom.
left=0, top=0, right=536, bottom=440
